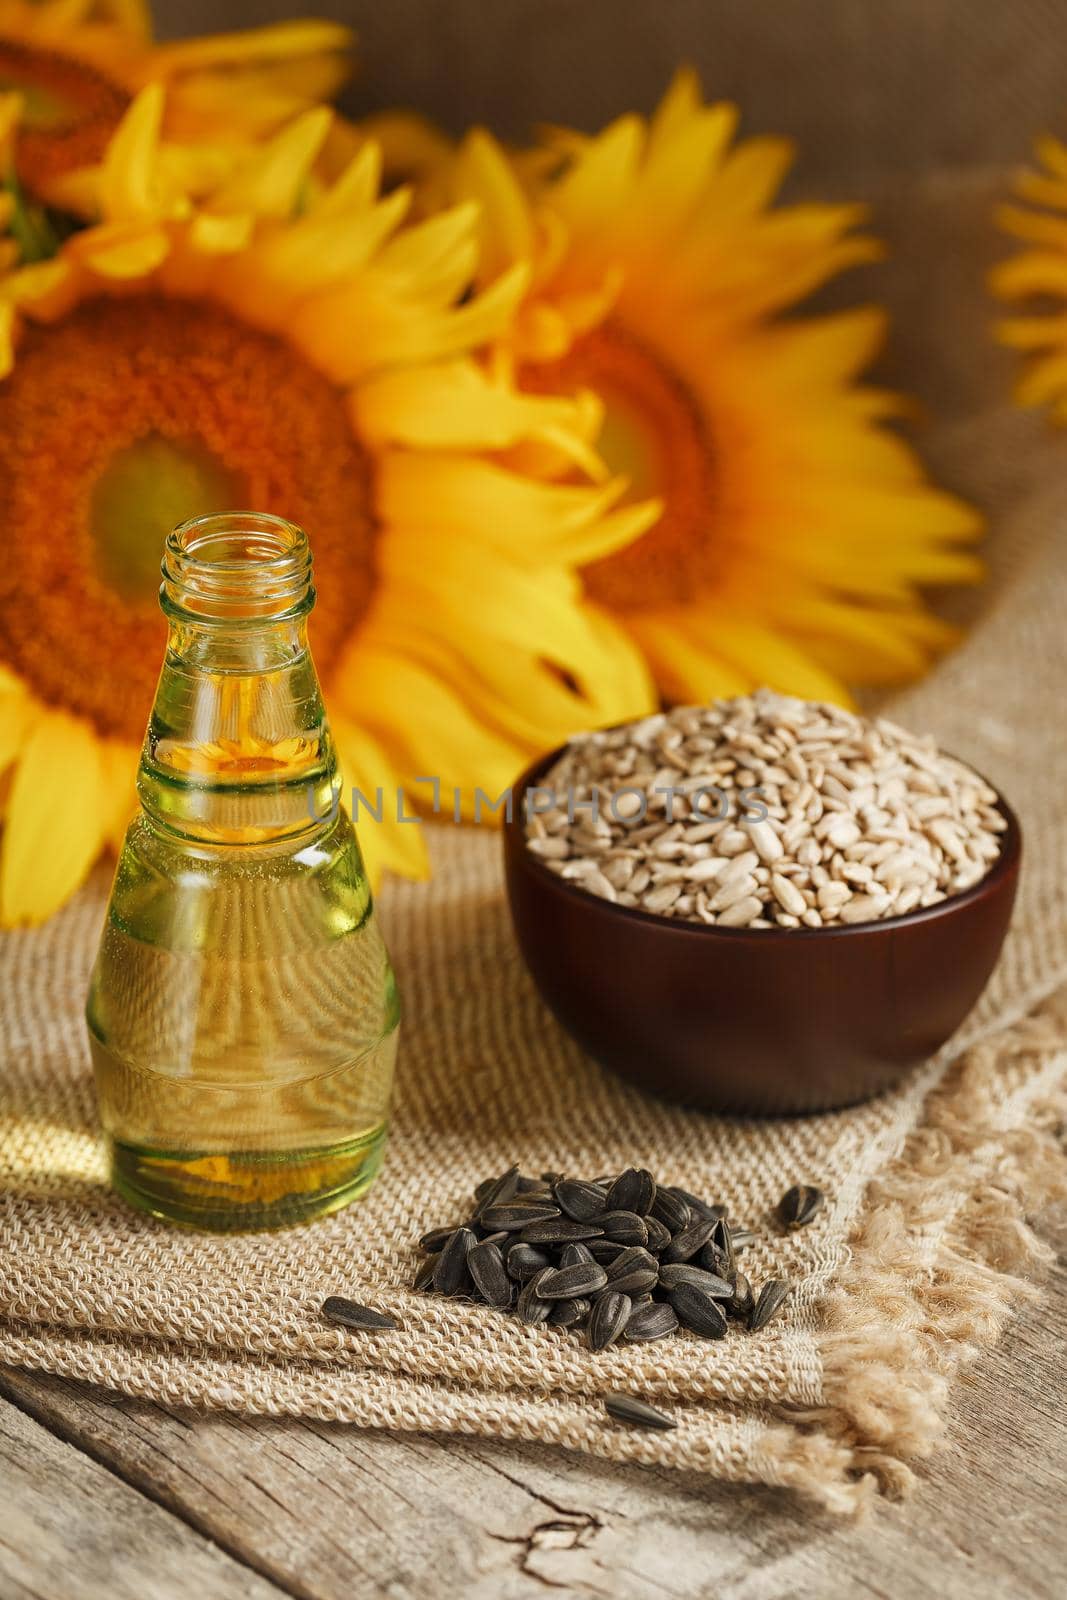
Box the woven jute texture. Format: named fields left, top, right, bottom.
left=1, top=474, right=1066, bottom=1510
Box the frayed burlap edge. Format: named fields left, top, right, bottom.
left=764, top=987, right=1067, bottom=1514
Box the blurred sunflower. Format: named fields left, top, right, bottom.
left=991, top=135, right=1067, bottom=417
left=0, top=88, right=655, bottom=924
left=0, top=0, right=352, bottom=211
left=412, top=70, right=982, bottom=705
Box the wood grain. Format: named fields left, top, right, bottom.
left=2, top=1206, right=1064, bottom=1600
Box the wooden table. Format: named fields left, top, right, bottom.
left=1, top=1208, right=1062, bottom=1600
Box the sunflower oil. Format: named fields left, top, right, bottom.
left=86, top=512, right=399, bottom=1231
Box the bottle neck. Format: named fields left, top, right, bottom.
left=138, top=513, right=340, bottom=848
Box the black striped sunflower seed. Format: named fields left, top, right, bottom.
left=727, top=1271, right=755, bottom=1321
left=505, top=1243, right=552, bottom=1282
left=595, top=1210, right=648, bottom=1246
left=657, top=1263, right=732, bottom=1296
left=604, top=1247, right=659, bottom=1297
left=669, top=1187, right=726, bottom=1222
left=554, top=1178, right=609, bottom=1221
left=412, top=1254, right=437, bottom=1292
left=467, top=1240, right=513, bottom=1308
left=778, top=1184, right=825, bottom=1230
left=480, top=1200, right=560, bottom=1232
left=643, top=1216, right=671, bottom=1253
left=749, top=1279, right=791, bottom=1332
left=588, top=1290, right=632, bottom=1350
left=662, top=1218, right=717, bottom=1263
left=548, top=1296, right=591, bottom=1327
left=519, top=1216, right=604, bottom=1245
left=670, top=1283, right=728, bottom=1339
left=535, top=1261, right=609, bottom=1300
left=433, top=1226, right=476, bottom=1295
left=559, top=1242, right=596, bottom=1269
left=603, top=1393, right=676, bottom=1431
left=650, top=1187, right=690, bottom=1233
left=321, top=1297, right=399, bottom=1332
left=474, top=1163, right=521, bottom=1219
left=728, top=1227, right=759, bottom=1251
left=624, top=1301, right=679, bottom=1343
left=605, top=1167, right=657, bottom=1216
left=517, top=1267, right=555, bottom=1325
left=586, top=1239, right=628, bottom=1264
left=419, top=1225, right=457, bottom=1253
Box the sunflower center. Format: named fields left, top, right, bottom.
left=0, top=41, right=131, bottom=196
left=0, top=296, right=377, bottom=742
left=526, top=322, right=714, bottom=611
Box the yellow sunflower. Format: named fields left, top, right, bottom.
left=991, top=135, right=1067, bottom=417
left=414, top=70, right=983, bottom=705
left=0, top=88, right=655, bottom=925
left=0, top=0, right=353, bottom=211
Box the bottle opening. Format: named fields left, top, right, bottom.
left=162, top=511, right=314, bottom=620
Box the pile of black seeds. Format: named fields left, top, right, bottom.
left=406, top=1167, right=825, bottom=1350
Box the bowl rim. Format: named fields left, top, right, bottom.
left=504, top=741, right=1022, bottom=942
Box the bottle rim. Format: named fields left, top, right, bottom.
left=162, top=511, right=315, bottom=621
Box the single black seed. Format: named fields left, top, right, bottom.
left=418, top=1226, right=456, bottom=1253
left=554, top=1178, right=610, bottom=1222
left=412, top=1255, right=437, bottom=1292
left=536, top=1261, right=609, bottom=1300
left=548, top=1296, right=590, bottom=1327
left=658, top=1263, right=733, bottom=1296
left=644, top=1216, right=671, bottom=1253
left=467, top=1240, right=513, bottom=1308
left=596, top=1210, right=648, bottom=1246
left=434, top=1226, right=476, bottom=1295
left=559, top=1242, right=596, bottom=1269
left=605, top=1246, right=659, bottom=1297
left=505, top=1244, right=552, bottom=1282
left=727, top=1271, right=755, bottom=1321
left=778, top=1184, right=826, bottom=1230
left=480, top=1201, right=560, bottom=1232
left=749, top=1279, right=791, bottom=1332
left=699, top=1239, right=732, bottom=1280
left=706, top=1217, right=735, bottom=1277
left=589, top=1290, right=632, bottom=1350
left=519, top=1217, right=604, bottom=1245
left=624, top=1301, right=679, bottom=1343
left=474, top=1163, right=521, bottom=1219
left=321, top=1297, right=400, bottom=1333
left=650, top=1188, right=690, bottom=1233
left=603, top=1393, right=676, bottom=1431
left=586, top=1239, right=628, bottom=1264
left=670, top=1283, right=728, bottom=1339
left=605, top=1167, right=657, bottom=1217
left=728, top=1227, right=759, bottom=1251
left=473, top=1177, right=495, bottom=1204
left=669, top=1187, right=726, bottom=1222
left=662, top=1218, right=717, bottom=1263
left=517, top=1267, right=555, bottom=1324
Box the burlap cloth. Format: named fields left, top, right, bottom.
left=3, top=0, right=1067, bottom=1498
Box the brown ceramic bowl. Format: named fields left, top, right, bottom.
left=503, top=746, right=1021, bottom=1115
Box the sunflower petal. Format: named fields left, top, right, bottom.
left=1, top=710, right=107, bottom=925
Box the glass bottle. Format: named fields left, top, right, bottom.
left=85, top=512, right=399, bottom=1231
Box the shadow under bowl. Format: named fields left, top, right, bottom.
left=502, top=746, right=1022, bottom=1115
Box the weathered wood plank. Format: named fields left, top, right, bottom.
left=1, top=1205, right=1064, bottom=1600
left=0, top=1395, right=286, bottom=1600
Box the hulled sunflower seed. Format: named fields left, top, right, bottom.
left=517, top=1268, right=555, bottom=1325
left=605, top=1167, right=657, bottom=1216
left=603, top=1393, right=677, bottom=1432
left=670, top=1283, right=728, bottom=1339
left=589, top=1290, right=632, bottom=1350
left=321, top=1297, right=400, bottom=1333
left=624, top=1301, right=679, bottom=1343
left=777, top=1184, right=826, bottom=1229
left=657, top=1263, right=733, bottom=1296
left=749, top=1279, right=792, bottom=1332
left=554, top=1178, right=610, bottom=1221
left=467, top=1240, right=513, bottom=1308
left=535, top=1261, right=609, bottom=1299
left=434, top=1227, right=477, bottom=1295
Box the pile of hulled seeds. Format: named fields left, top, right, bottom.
left=409, top=1166, right=816, bottom=1349
left=526, top=690, right=1008, bottom=929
